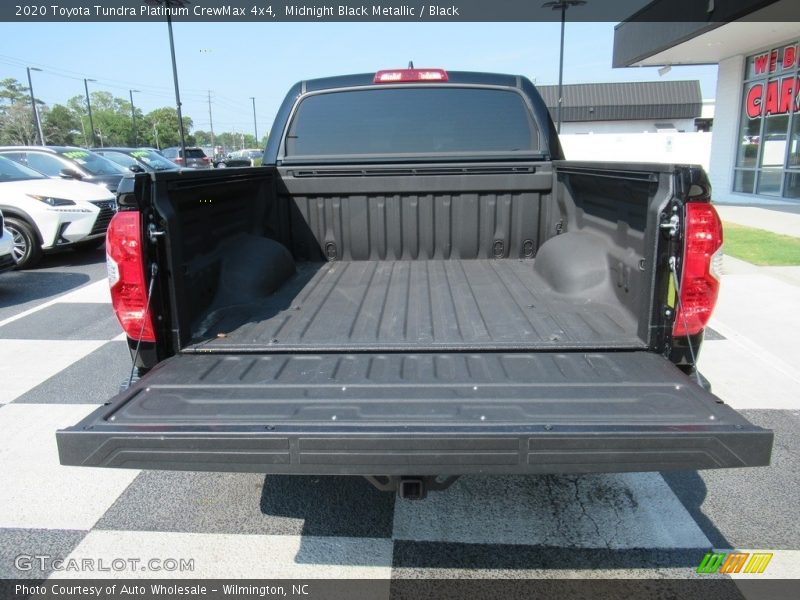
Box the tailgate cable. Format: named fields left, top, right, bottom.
left=127, top=262, right=158, bottom=389
left=668, top=256, right=700, bottom=384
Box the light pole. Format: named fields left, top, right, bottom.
left=129, top=89, right=140, bottom=146
left=26, top=67, right=45, bottom=145
left=145, top=0, right=188, bottom=158
left=543, top=0, right=586, bottom=133
left=84, top=78, right=97, bottom=147
left=207, top=90, right=215, bottom=151
left=249, top=97, right=258, bottom=146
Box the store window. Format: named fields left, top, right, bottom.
left=734, top=41, right=800, bottom=199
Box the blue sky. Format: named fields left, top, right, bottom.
left=0, top=22, right=718, bottom=136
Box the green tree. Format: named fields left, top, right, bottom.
left=43, top=104, right=81, bottom=146
left=0, top=78, right=30, bottom=116
left=146, top=107, right=193, bottom=149
left=67, top=91, right=149, bottom=147
left=0, top=101, right=37, bottom=145
left=193, top=130, right=213, bottom=146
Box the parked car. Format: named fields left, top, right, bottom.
left=0, top=156, right=117, bottom=269
left=93, top=148, right=181, bottom=173
left=0, top=210, right=14, bottom=273
left=0, top=146, right=128, bottom=193
left=213, top=153, right=251, bottom=168
left=238, top=148, right=264, bottom=166
left=57, top=68, right=772, bottom=498
left=161, top=146, right=212, bottom=169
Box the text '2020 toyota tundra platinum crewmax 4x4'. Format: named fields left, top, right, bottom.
left=57, top=68, right=772, bottom=498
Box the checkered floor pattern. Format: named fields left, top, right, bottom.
left=0, top=260, right=798, bottom=582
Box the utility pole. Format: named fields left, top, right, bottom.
left=207, top=90, right=215, bottom=151
left=249, top=97, right=258, bottom=146
left=166, top=11, right=187, bottom=160
left=129, top=89, right=140, bottom=146
left=84, top=78, right=97, bottom=146
left=153, top=122, right=160, bottom=149
left=542, top=0, right=586, bottom=134
left=26, top=67, right=45, bottom=145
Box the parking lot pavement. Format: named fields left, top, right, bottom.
left=0, top=250, right=798, bottom=585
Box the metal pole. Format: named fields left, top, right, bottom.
left=250, top=97, right=258, bottom=145
left=556, top=3, right=566, bottom=134
left=167, top=12, right=187, bottom=159
left=129, top=89, right=140, bottom=146
left=26, top=67, right=45, bottom=145
left=208, top=90, right=215, bottom=149
left=84, top=78, right=96, bottom=146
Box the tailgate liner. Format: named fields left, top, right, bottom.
left=57, top=352, right=772, bottom=475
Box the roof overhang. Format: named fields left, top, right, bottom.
left=614, top=0, right=799, bottom=67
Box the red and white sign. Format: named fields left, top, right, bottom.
left=746, top=42, right=800, bottom=119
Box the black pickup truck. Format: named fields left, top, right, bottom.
left=57, top=68, right=772, bottom=498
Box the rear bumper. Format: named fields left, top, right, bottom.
left=56, top=351, right=773, bottom=475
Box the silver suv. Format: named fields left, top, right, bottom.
left=161, top=146, right=211, bottom=169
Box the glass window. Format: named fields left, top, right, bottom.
left=129, top=149, right=179, bottom=171
left=27, top=152, right=67, bottom=177
left=785, top=171, right=800, bottom=198
left=757, top=169, right=783, bottom=195
left=0, top=156, right=46, bottom=181
left=285, top=87, right=540, bottom=159
left=733, top=169, right=756, bottom=194
left=735, top=40, right=800, bottom=199
left=56, top=150, right=127, bottom=176
left=101, top=151, right=138, bottom=169
left=0, top=151, right=27, bottom=166
left=789, top=106, right=800, bottom=168
left=736, top=83, right=763, bottom=168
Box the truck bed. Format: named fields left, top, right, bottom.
left=188, top=259, right=643, bottom=353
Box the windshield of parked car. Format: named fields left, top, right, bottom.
left=129, top=149, right=180, bottom=171
left=0, top=156, right=46, bottom=181
left=284, top=86, right=541, bottom=160
left=101, top=151, right=138, bottom=169
left=57, top=149, right=128, bottom=176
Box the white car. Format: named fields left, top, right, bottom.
left=0, top=155, right=117, bottom=269
left=0, top=210, right=14, bottom=273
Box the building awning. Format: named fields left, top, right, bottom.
left=537, top=81, right=702, bottom=122
left=613, top=0, right=798, bottom=67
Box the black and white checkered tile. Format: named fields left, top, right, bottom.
left=1, top=259, right=798, bottom=583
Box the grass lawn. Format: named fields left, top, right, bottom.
left=722, top=222, right=800, bottom=266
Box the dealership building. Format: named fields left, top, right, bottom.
left=614, top=0, right=799, bottom=203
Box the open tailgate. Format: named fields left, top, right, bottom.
left=57, top=352, right=772, bottom=475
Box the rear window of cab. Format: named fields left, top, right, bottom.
left=283, top=87, right=540, bottom=160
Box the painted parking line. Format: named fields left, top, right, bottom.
left=0, top=404, right=138, bottom=530
left=0, top=340, right=107, bottom=404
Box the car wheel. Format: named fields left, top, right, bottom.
left=217, top=162, right=227, bottom=168
left=4, top=217, right=42, bottom=270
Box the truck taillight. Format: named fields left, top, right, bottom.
left=673, top=203, right=723, bottom=337
left=106, top=211, right=156, bottom=342
left=374, top=68, right=448, bottom=83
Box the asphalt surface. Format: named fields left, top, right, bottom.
left=0, top=248, right=798, bottom=594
